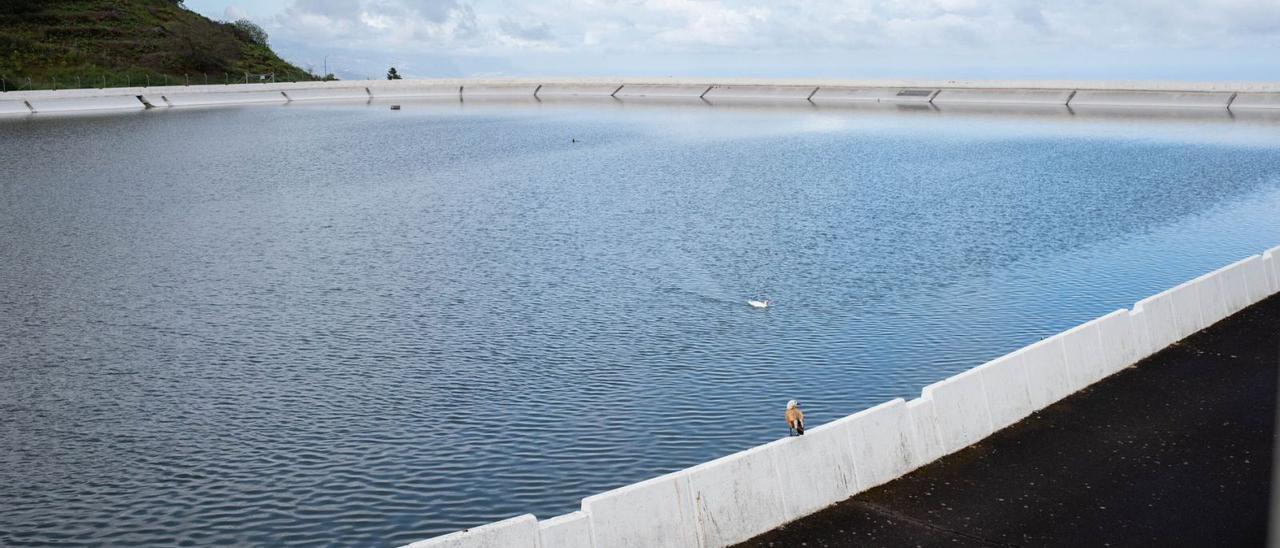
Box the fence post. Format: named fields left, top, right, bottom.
left=185, top=73, right=189, bottom=86
left=76, top=76, right=81, bottom=88
left=52, top=77, right=57, bottom=90
left=102, top=75, right=106, bottom=89
left=146, top=74, right=149, bottom=87
left=204, top=73, right=208, bottom=85
left=2, top=77, right=5, bottom=92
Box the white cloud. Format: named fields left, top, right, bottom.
left=257, top=0, right=1280, bottom=78
left=223, top=5, right=249, bottom=20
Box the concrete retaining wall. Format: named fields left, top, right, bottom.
left=162, top=91, right=289, bottom=108
left=612, top=84, right=712, bottom=99
left=933, top=88, right=1074, bottom=106
left=535, top=83, right=623, bottom=97
left=367, top=83, right=461, bottom=99
left=284, top=88, right=371, bottom=102
left=26, top=95, right=144, bottom=113
left=538, top=512, right=592, bottom=548
left=400, top=242, right=1280, bottom=548
left=404, top=514, right=538, bottom=548
left=462, top=84, right=540, bottom=98
left=0, top=100, right=32, bottom=115
left=1230, top=92, right=1280, bottom=110
left=702, top=85, right=817, bottom=102
left=5, top=79, right=1279, bottom=114
left=1068, top=90, right=1234, bottom=109
left=810, top=87, right=938, bottom=103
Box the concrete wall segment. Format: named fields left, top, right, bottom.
left=1237, top=255, right=1271, bottom=305
left=1067, top=90, right=1234, bottom=108
left=932, top=88, right=1073, bottom=105
left=162, top=91, right=288, bottom=107
left=581, top=471, right=698, bottom=548
left=1230, top=92, right=1280, bottom=110
left=1096, top=309, right=1139, bottom=377
left=687, top=444, right=788, bottom=547
left=26, top=96, right=144, bottom=113
left=1261, top=247, right=1280, bottom=296
left=769, top=420, right=860, bottom=520
left=535, top=83, right=624, bottom=97
left=904, top=396, right=945, bottom=469
left=976, top=353, right=1034, bottom=431
left=0, top=100, right=32, bottom=115
left=1018, top=336, right=1073, bottom=411
left=538, top=512, right=592, bottom=548
left=1133, top=293, right=1177, bottom=356
left=922, top=368, right=993, bottom=454
left=703, top=85, right=817, bottom=101
left=401, top=514, right=538, bottom=548
left=842, top=399, right=919, bottom=490
left=1060, top=320, right=1109, bottom=391
left=1168, top=280, right=1205, bottom=339
left=613, top=84, right=711, bottom=98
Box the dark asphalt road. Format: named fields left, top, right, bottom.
left=738, top=294, right=1279, bottom=547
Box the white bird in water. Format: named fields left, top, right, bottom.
left=785, top=400, right=805, bottom=436
left=747, top=299, right=770, bottom=309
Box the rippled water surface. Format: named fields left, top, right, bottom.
left=2, top=99, right=1279, bottom=546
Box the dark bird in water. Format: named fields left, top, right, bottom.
left=786, top=400, right=805, bottom=436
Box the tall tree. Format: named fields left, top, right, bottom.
left=386, top=67, right=402, bottom=80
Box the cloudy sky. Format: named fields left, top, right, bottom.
left=184, top=0, right=1280, bottom=81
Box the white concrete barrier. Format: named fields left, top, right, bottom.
left=581, top=471, right=698, bottom=548
left=922, top=368, right=992, bottom=454
left=1195, top=270, right=1230, bottom=327
left=844, top=399, right=918, bottom=490
left=1133, top=292, right=1177, bottom=357
left=1168, top=280, right=1206, bottom=339
left=368, top=83, right=461, bottom=99
left=283, top=87, right=370, bottom=102
left=904, top=396, right=945, bottom=469
left=162, top=91, right=288, bottom=108
left=703, top=85, right=817, bottom=102
left=768, top=419, right=859, bottom=520
left=1061, top=319, right=1108, bottom=392
left=1095, top=310, right=1139, bottom=377
left=1238, top=255, right=1272, bottom=306
left=0, top=100, right=32, bottom=115
left=1019, top=336, right=1073, bottom=410
left=538, top=511, right=592, bottom=548
left=1265, top=247, right=1280, bottom=294
left=535, top=83, right=623, bottom=97
left=976, top=352, right=1034, bottom=431
left=27, top=96, right=144, bottom=113
left=1230, top=93, right=1280, bottom=110
left=932, top=89, right=1073, bottom=106
left=1212, top=258, right=1255, bottom=316
left=613, top=84, right=712, bottom=99
left=402, top=514, right=538, bottom=548
left=810, top=87, right=938, bottom=103
left=687, top=444, right=788, bottom=547
left=463, top=84, right=540, bottom=98
left=1069, top=90, right=1233, bottom=109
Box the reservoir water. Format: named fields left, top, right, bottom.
left=2, top=98, right=1279, bottom=546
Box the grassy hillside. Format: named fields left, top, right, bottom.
left=0, top=0, right=320, bottom=91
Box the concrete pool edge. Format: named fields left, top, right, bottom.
left=2, top=78, right=1280, bottom=116
left=399, top=243, right=1280, bottom=547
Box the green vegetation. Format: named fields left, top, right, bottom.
left=386, top=67, right=401, bottom=80
left=0, top=0, right=320, bottom=91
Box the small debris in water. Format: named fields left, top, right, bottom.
left=390, top=105, right=401, bottom=110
